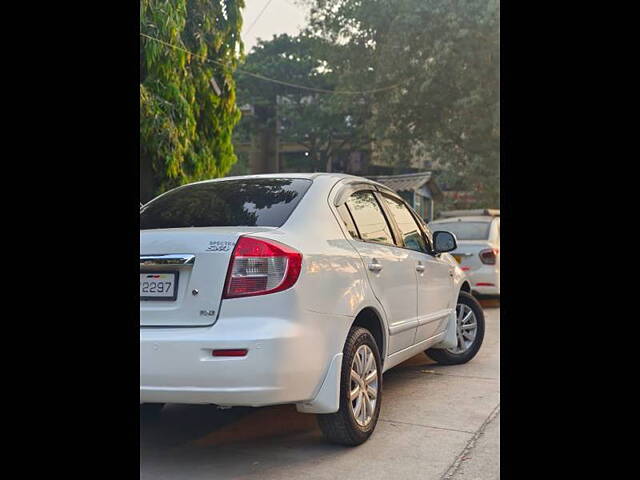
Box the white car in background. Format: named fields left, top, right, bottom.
left=429, top=210, right=500, bottom=297
left=140, top=174, right=485, bottom=446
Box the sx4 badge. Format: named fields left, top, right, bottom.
left=206, top=240, right=235, bottom=252
left=200, top=310, right=216, bottom=317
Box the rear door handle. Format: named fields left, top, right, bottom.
left=416, top=264, right=425, bottom=273
left=368, top=262, right=383, bottom=272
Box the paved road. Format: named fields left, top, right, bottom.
left=141, top=306, right=500, bottom=480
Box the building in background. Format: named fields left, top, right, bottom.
left=368, top=172, right=443, bottom=222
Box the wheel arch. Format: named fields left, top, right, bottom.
left=459, top=280, right=472, bottom=295
left=351, top=306, right=387, bottom=364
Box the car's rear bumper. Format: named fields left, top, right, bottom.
left=472, top=285, right=500, bottom=296
left=140, top=310, right=348, bottom=407
left=466, top=266, right=500, bottom=296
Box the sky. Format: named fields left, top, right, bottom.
left=242, top=0, right=310, bottom=52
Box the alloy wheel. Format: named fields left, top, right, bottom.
left=447, top=303, right=478, bottom=354
left=349, top=344, right=378, bottom=427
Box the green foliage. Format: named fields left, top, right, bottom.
left=236, top=33, right=376, bottom=172
left=140, top=0, right=244, bottom=201
left=308, top=0, right=500, bottom=207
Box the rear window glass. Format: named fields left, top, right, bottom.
left=346, top=191, right=394, bottom=245
left=430, top=221, right=491, bottom=241
left=140, top=178, right=312, bottom=230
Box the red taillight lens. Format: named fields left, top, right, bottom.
left=223, top=236, right=302, bottom=299
left=479, top=248, right=498, bottom=265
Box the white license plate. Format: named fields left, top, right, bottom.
left=140, top=272, right=178, bottom=301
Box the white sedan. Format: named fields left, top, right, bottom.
left=140, top=173, right=485, bottom=445
left=429, top=212, right=500, bottom=297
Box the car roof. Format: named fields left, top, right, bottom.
left=431, top=216, right=496, bottom=223
left=189, top=172, right=359, bottom=184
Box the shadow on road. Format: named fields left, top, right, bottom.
left=140, top=305, right=500, bottom=479
left=140, top=352, right=442, bottom=451
left=478, top=297, right=500, bottom=309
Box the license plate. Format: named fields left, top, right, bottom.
left=140, top=272, right=178, bottom=301
left=452, top=255, right=462, bottom=264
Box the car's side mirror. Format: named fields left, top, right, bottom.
left=433, top=231, right=457, bottom=253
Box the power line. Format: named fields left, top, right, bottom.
left=245, top=0, right=275, bottom=35
left=141, top=32, right=409, bottom=96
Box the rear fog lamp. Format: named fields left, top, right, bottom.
left=212, top=349, right=248, bottom=357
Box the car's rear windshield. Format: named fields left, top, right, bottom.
left=430, top=221, right=491, bottom=241
left=140, top=178, right=312, bottom=230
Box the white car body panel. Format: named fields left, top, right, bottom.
left=140, top=226, right=277, bottom=327
left=346, top=239, right=419, bottom=355
left=415, top=252, right=454, bottom=343
left=140, top=173, right=471, bottom=413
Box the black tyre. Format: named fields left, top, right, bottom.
left=140, top=403, right=165, bottom=421
left=426, top=291, right=485, bottom=365
left=317, top=327, right=382, bottom=446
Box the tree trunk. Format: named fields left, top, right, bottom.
left=249, top=123, right=278, bottom=174
left=140, top=153, right=157, bottom=203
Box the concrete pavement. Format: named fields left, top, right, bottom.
left=140, top=306, right=500, bottom=479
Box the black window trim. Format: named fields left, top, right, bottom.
left=336, top=203, right=362, bottom=240
left=333, top=179, right=437, bottom=254
left=343, top=203, right=362, bottom=240
left=385, top=191, right=437, bottom=255
left=375, top=191, right=435, bottom=255
left=344, top=189, right=397, bottom=247
left=339, top=186, right=437, bottom=255
left=403, top=198, right=436, bottom=254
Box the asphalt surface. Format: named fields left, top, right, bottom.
left=140, top=305, right=500, bottom=480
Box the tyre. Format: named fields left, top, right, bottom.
left=426, top=291, right=485, bottom=365
left=140, top=403, right=165, bottom=421
left=317, top=326, right=382, bottom=446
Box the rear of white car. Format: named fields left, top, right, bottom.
left=140, top=175, right=356, bottom=409
left=140, top=173, right=484, bottom=445
left=429, top=216, right=500, bottom=296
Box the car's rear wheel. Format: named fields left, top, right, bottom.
left=317, top=326, right=382, bottom=446
left=426, top=291, right=485, bottom=365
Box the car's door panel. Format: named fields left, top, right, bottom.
left=380, top=194, right=454, bottom=343
left=344, top=191, right=419, bottom=354
left=354, top=241, right=419, bottom=353
left=415, top=255, right=454, bottom=341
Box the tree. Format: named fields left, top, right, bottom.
left=307, top=0, right=500, bottom=207
left=140, top=0, right=244, bottom=202
left=235, top=33, right=375, bottom=172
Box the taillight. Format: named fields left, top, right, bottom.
left=223, top=236, right=303, bottom=299
left=479, top=248, right=499, bottom=265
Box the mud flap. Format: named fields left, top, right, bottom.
left=296, top=353, right=343, bottom=414
left=431, top=310, right=458, bottom=349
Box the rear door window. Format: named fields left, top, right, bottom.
left=140, top=178, right=312, bottom=230
left=346, top=191, right=395, bottom=245
left=382, top=195, right=428, bottom=253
